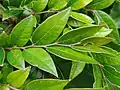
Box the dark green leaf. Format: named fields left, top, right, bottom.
left=0, top=48, right=5, bottom=66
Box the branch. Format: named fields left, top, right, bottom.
left=34, top=10, right=59, bottom=15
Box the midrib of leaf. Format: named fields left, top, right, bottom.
left=24, top=49, right=56, bottom=74
left=35, top=11, right=69, bottom=44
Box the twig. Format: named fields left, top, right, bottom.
left=34, top=10, right=59, bottom=15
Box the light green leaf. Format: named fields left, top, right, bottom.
left=69, top=62, right=85, bottom=80
left=66, top=88, right=104, bottom=90
left=25, top=79, right=68, bottom=90
left=103, top=65, right=120, bottom=86
left=23, top=48, right=58, bottom=77
left=48, top=0, right=57, bottom=8
left=87, top=0, right=115, bottom=10
left=93, top=65, right=103, bottom=88
left=11, top=15, right=37, bottom=46
left=7, top=67, right=31, bottom=88
left=80, top=37, right=113, bottom=46
left=58, top=25, right=103, bottom=44
left=32, top=8, right=71, bottom=45
left=0, top=48, right=5, bottom=66
left=7, top=49, right=25, bottom=69
left=95, top=10, right=120, bottom=44
left=50, top=0, right=68, bottom=10
left=0, top=32, right=11, bottom=47
left=32, top=0, right=48, bottom=12
left=0, top=85, right=10, bottom=90
left=70, top=11, right=94, bottom=24
left=47, top=45, right=99, bottom=64
left=94, top=27, right=112, bottom=37
left=71, top=0, right=93, bottom=10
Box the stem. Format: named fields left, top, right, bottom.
left=4, top=43, right=72, bottom=50
left=34, top=10, right=59, bottom=15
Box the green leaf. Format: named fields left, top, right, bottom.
left=1, top=63, right=13, bottom=83
left=46, top=45, right=99, bottom=64
left=22, top=48, right=58, bottom=77
left=94, top=27, right=112, bottom=37
left=7, top=67, right=31, bottom=88
left=70, top=11, right=94, bottom=24
left=70, top=0, right=93, bottom=10
left=0, top=85, right=10, bottom=90
left=32, top=8, right=71, bottom=45
left=66, top=88, right=104, bottom=90
left=87, top=0, right=115, bottom=10
left=32, top=0, right=48, bottom=12
left=10, top=15, right=37, bottom=46
left=80, top=37, right=113, bottom=46
left=58, top=25, right=103, bottom=44
left=25, top=79, right=68, bottom=90
left=92, top=47, right=120, bottom=65
left=93, top=65, right=103, bottom=88
left=110, top=2, right=120, bottom=28
left=103, top=65, right=120, bottom=86
left=69, top=62, right=85, bottom=80
left=48, top=0, right=57, bottom=8
left=0, top=32, right=11, bottom=47
left=0, top=48, right=5, bottom=66
left=95, top=10, right=120, bottom=44
left=50, top=0, right=68, bottom=10
left=7, top=49, right=25, bottom=69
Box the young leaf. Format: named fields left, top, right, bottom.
left=87, top=0, right=115, bottom=10
left=22, top=48, right=58, bottom=77
left=95, top=10, right=120, bottom=44
left=70, top=0, right=93, bottom=10
left=69, top=62, right=85, bottom=80
left=10, top=15, right=37, bottom=46
left=80, top=37, right=113, bottom=47
left=7, top=49, right=25, bottom=69
left=25, top=79, right=68, bottom=90
left=7, top=67, right=31, bottom=88
left=32, top=0, right=48, bottom=12
left=46, top=45, right=99, bottom=64
left=70, top=11, right=94, bottom=24
left=0, top=48, right=5, bottom=66
left=32, top=8, right=71, bottom=45
left=93, top=65, right=103, bottom=88
left=58, top=25, right=103, bottom=44
left=94, top=27, right=112, bottom=37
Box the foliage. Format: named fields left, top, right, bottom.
left=0, top=0, right=120, bottom=90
